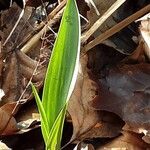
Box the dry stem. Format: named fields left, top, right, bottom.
left=84, top=4, right=150, bottom=53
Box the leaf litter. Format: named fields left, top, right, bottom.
left=0, top=0, right=150, bottom=149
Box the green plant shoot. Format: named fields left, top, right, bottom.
left=31, top=0, right=80, bottom=149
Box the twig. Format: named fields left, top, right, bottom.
left=48, top=0, right=66, bottom=21
left=84, top=4, right=150, bottom=53
left=37, top=0, right=66, bottom=30
left=88, top=0, right=100, bottom=16
left=3, top=9, right=25, bottom=46
left=81, top=0, right=126, bottom=44
left=20, top=2, right=65, bottom=53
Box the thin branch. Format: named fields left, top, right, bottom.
left=85, top=4, right=150, bottom=53
left=81, top=0, right=126, bottom=44
left=20, top=1, right=65, bottom=53
left=88, top=0, right=100, bottom=16
left=3, top=9, right=25, bottom=46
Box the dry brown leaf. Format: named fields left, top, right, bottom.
left=68, top=55, right=99, bottom=141
left=0, top=102, right=18, bottom=135
left=139, top=13, right=150, bottom=60
left=123, top=124, right=150, bottom=145
left=2, top=52, right=22, bottom=105
left=87, top=44, right=125, bottom=76
left=79, top=111, right=124, bottom=140
left=91, top=63, right=150, bottom=143
left=0, top=3, right=33, bottom=50
left=97, top=131, right=149, bottom=150
left=0, top=4, right=42, bottom=106
left=16, top=102, right=40, bottom=134
left=0, top=49, right=44, bottom=106
left=68, top=53, right=124, bottom=142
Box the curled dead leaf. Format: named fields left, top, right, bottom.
left=68, top=55, right=99, bottom=141
left=90, top=63, right=150, bottom=143
left=0, top=102, right=18, bottom=135
left=68, top=54, right=124, bottom=142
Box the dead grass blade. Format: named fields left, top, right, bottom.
left=81, top=0, right=126, bottom=44
left=85, top=4, right=150, bottom=53
left=21, top=1, right=65, bottom=53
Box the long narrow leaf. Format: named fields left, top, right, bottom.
left=32, top=0, right=80, bottom=149
left=46, top=104, right=67, bottom=149
left=42, top=0, right=80, bottom=134
left=31, top=83, right=49, bottom=143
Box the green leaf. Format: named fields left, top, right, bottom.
left=46, top=104, right=67, bottom=149
left=31, top=83, right=49, bottom=143
left=42, top=0, right=80, bottom=135
left=32, top=0, right=80, bottom=149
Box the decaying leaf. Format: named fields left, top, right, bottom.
left=123, top=124, right=150, bottom=144
left=16, top=102, right=40, bottom=134
left=0, top=102, right=18, bottom=135
left=2, top=52, right=22, bottom=105
left=97, top=131, right=149, bottom=150
left=68, top=54, right=124, bottom=142
left=0, top=3, right=33, bottom=49
left=0, top=3, right=46, bottom=106
left=87, top=44, right=125, bottom=76
left=68, top=55, right=99, bottom=140
left=90, top=63, right=150, bottom=143
left=79, top=111, right=124, bottom=140
left=139, top=13, right=150, bottom=60
left=0, top=4, right=50, bottom=138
